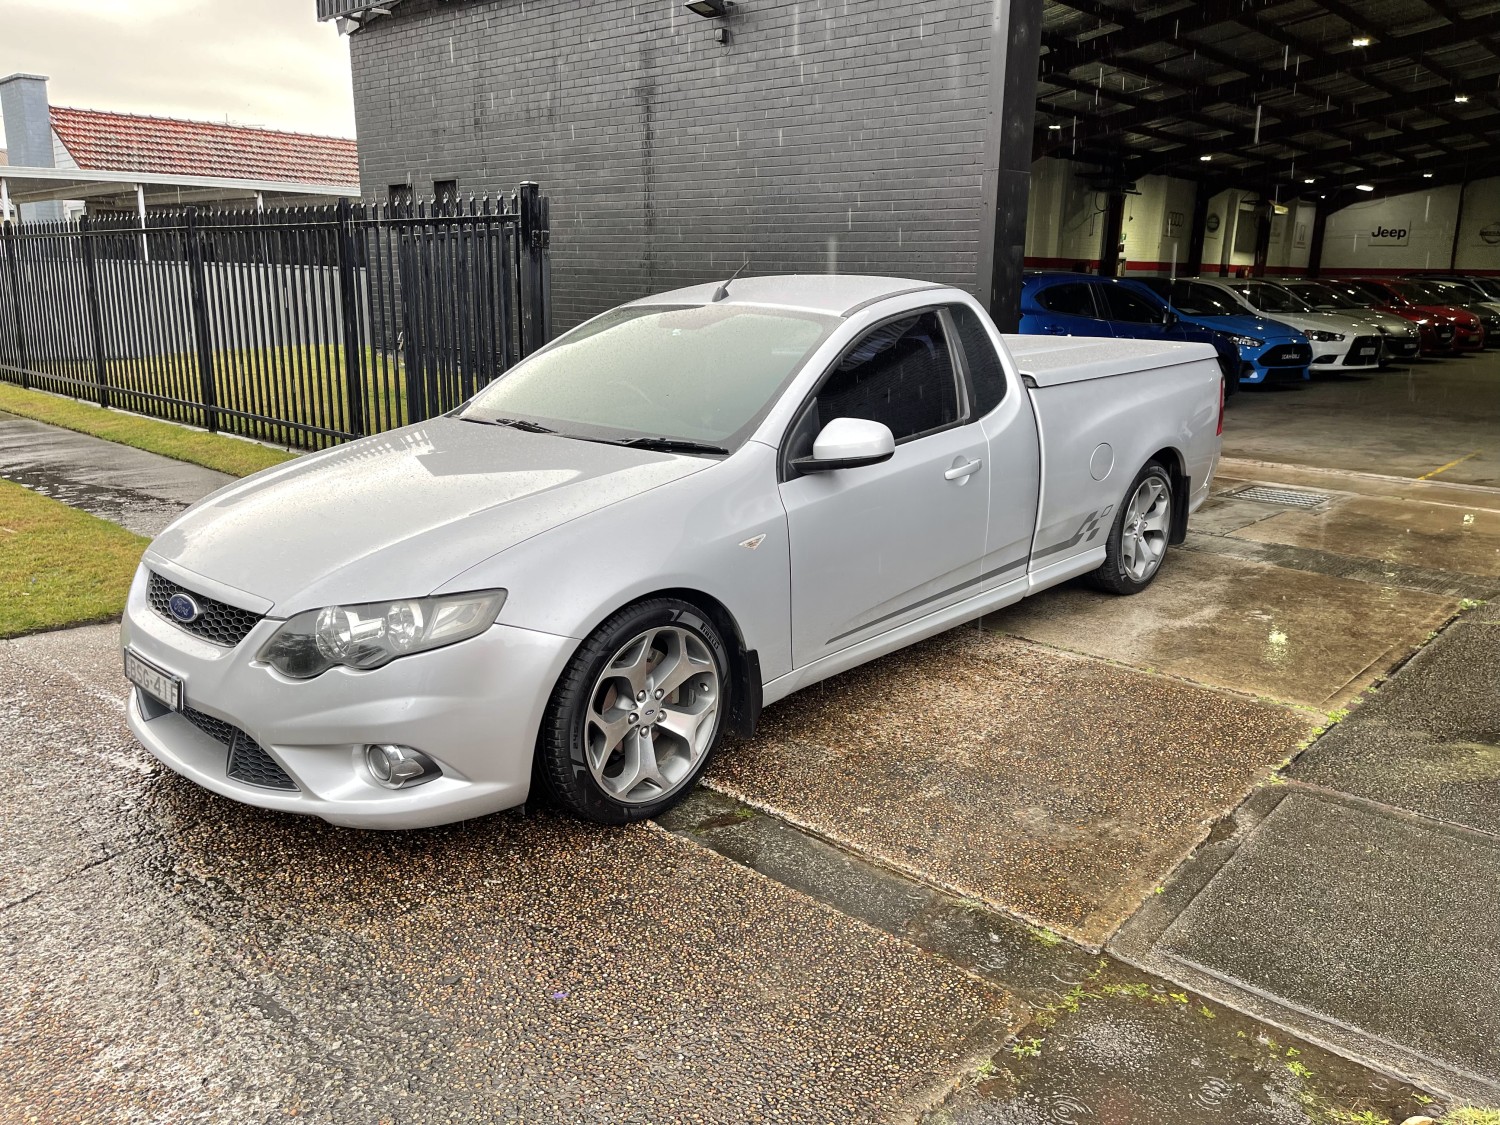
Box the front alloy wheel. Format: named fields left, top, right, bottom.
left=537, top=598, right=730, bottom=824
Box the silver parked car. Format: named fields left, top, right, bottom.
left=122, top=276, right=1222, bottom=829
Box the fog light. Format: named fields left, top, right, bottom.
left=365, top=744, right=439, bottom=789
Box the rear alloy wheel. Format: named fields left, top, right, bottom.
left=536, top=599, right=729, bottom=824
left=1090, top=462, right=1173, bottom=595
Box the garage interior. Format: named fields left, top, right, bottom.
left=1029, top=0, right=1500, bottom=488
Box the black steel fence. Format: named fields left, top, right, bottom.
left=0, top=183, right=552, bottom=450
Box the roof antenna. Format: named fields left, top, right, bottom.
left=711, top=261, right=749, bottom=302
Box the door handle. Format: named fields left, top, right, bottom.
left=944, top=458, right=983, bottom=481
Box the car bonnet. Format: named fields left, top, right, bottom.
left=145, top=416, right=714, bottom=615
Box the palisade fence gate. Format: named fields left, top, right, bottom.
left=0, top=183, right=552, bottom=450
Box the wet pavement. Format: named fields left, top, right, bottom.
left=707, top=627, right=1315, bottom=945
left=2, top=625, right=1007, bottom=1123
left=1221, top=359, right=1500, bottom=486
left=986, top=548, right=1461, bottom=710
left=0, top=412, right=233, bottom=537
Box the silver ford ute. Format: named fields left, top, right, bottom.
left=122, top=274, right=1222, bottom=828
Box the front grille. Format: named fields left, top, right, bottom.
left=1343, top=336, right=1382, bottom=365
left=148, top=572, right=263, bottom=648
left=182, top=707, right=298, bottom=791
left=1261, top=343, right=1312, bottom=366
left=228, top=737, right=298, bottom=791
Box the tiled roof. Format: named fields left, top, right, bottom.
left=49, top=107, right=359, bottom=187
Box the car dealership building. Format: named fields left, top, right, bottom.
left=320, top=0, right=1500, bottom=332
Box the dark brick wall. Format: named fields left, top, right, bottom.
left=349, top=0, right=997, bottom=329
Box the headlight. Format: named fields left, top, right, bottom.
left=258, top=590, right=507, bottom=679
left=1306, top=330, right=1345, bottom=342
left=1229, top=335, right=1264, bottom=347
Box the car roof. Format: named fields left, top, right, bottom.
left=628, top=274, right=950, bottom=318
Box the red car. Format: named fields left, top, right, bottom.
left=1344, top=278, right=1484, bottom=353
left=1318, top=279, right=1454, bottom=355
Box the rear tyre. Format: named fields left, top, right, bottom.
left=535, top=598, right=730, bottom=825
left=1088, top=461, right=1174, bottom=595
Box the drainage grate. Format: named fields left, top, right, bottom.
left=1231, top=485, right=1331, bottom=508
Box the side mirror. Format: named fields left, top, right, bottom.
left=791, top=417, right=896, bottom=473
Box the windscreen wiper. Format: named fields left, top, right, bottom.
left=461, top=416, right=556, bottom=434
left=607, top=436, right=730, bottom=456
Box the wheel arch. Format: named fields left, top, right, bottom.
left=1147, top=445, right=1191, bottom=545
left=573, top=586, right=762, bottom=740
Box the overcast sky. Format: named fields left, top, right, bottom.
left=0, top=0, right=356, bottom=149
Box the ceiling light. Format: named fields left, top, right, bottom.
left=1351, top=36, right=1371, bottom=47
left=685, top=0, right=732, bottom=15
left=1048, top=123, right=1063, bottom=130
left=1200, top=154, right=1213, bottom=161
left=1423, top=172, right=1434, bottom=179
left=1356, top=184, right=1375, bottom=191
left=1455, top=93, right=1470, bottom=103
left=1304, top=178, right=1315, bottom=184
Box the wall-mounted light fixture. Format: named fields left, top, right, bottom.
left=1356, top=184, right=1375, bottom=192
left=686, top=0, right=733, bottom=16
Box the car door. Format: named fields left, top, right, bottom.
left=778, top=308, right=989, bottom=669
left=946, top=302, right=1042, bottom=592
left=1032, top=281, right=1116, bottom=337
left=1097, top=282, right=1172, bottom=342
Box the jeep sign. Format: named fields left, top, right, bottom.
left=1367, top=225, right=1410, bottom=247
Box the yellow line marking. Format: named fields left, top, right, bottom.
left=1419, top=451, right=1480, bottom=480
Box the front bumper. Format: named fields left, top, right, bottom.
left=1309, top=335, right=1382, bottom=372
left=121, top=566, right=575, bottom=829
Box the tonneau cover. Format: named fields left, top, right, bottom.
left=1000, top=335, right=1217, bottom=388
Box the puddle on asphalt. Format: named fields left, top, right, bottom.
left=0, top=465, right=183, bottom=537
left=921, top=959, right=1469, bottom=1125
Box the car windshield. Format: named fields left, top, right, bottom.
left=1325, top=283, right=1379, bottom=308
left=1230, top=282, right=1312, bottom=313
left=1286, top=282, right=1361, bottom=310
left=459, top=303, right=839, bottom=450
left=1471, top=277, right=1500, bottom=299
left=1392, top=280, right=1445, bottom=304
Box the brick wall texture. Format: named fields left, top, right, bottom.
left=349, top=0, right=997, bottom=329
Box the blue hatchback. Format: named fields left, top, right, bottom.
left=1018, top=273, right=1241, bottom=391
left=1130, top=278, right=1312, bottom=385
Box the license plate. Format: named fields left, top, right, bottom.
left=1356, top=348, right=1376, bottom=358
left=125, top=648, right=182, bottom=711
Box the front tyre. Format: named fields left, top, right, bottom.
left=536, top=598, right=730, bottom=825
left=1089, top=461, right=1174, bottom=595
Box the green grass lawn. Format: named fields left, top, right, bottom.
left=0, top=383, right=297, bottom=478
left=10, top=343, right=430, bottom=451
left=0, top=479, right=149, bottom=639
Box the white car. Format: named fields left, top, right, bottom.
left=122, top=276, right=1222, bottom=829
left=1275, top=278, right=1422, bottom=364
left=1195, top=278, right=1385, bottom=372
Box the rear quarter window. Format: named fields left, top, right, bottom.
left=948, top=304, right=1008, bottom=417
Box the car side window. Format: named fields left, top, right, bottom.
left=1035, top=282, right=1099, bottom=318
left=1099, top=285, right=1163, bottom=323
left=947, top=304, right=1007, bottom=417
left=809, top=310, right=962, bottom=447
